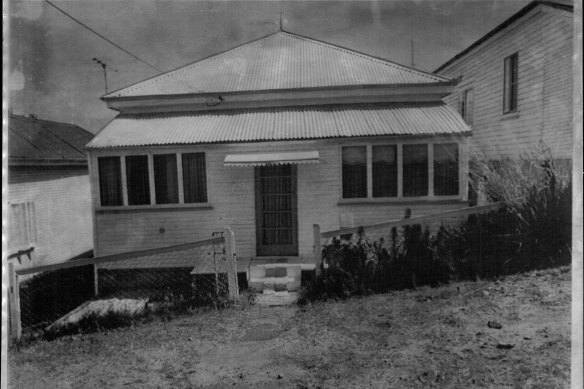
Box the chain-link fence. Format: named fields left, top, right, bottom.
left=9, top=228, right=239, bottom=340
left=18, top=264, right=95, bottom=334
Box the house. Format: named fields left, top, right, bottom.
left=86, top=31, right=471, bottom=290
left=434, top=0, right=574, bottom=164
left=7, top=114, right=95, bottom=270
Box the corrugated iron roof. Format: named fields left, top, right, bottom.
left=104, top=32, right=450, bottom=99
left=86, top=103, right=470, bottom=149
left=9, top=114, right=94, bottom=164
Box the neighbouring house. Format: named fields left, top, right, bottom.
left=7, top=114, right=95, bottom=270
left=434, top=0, right=574, bottom=164
left=86, top=31, right=471, bottom=290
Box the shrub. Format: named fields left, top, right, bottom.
left=301, top=150, right=571, bottom=303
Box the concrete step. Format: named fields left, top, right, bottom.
left=249, top=279, right=301, bottom=293
left=249, top=265, right=301, bottom=279
left=249, top=264, right=302, bottom=293
left=255, top=292, right=298, bottom=306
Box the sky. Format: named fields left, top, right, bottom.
left=8, top=0, right=537, bottom=134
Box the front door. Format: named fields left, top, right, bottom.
left=255, top=165, right=298, bottom=256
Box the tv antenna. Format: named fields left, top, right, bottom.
left=411, top=40, right=415, bottom=68
left=92, top=57, right=117, bottom=94
left=279, top=0, right=283, bottom=31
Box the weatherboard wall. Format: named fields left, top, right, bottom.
left=90, top=137, right=468, bottom=260
left=437, top=6, right=573, bottom=160
left=8, top=168, right=93, bottom=270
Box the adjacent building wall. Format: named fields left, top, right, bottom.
left=8, top=168, right=93, bottom=270
left=90, top=136, right=469, bottom=260
left=437, top=6, right=573, bottom=161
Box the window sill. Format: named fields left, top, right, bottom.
left=501, top=111, right=519, bottom=120
left=337, top=197, right=465, bottom=206
left=96, top=203, right=213, bottom=213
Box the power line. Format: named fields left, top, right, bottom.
left=44, top=0, right=163, bottom=74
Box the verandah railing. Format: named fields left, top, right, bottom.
left=8, top=228, right=238, bottom=341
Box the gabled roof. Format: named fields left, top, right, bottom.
left=86, top=103, right=470, bottom=149
left=104, top=31, right=450, bottom=99
left=434, top=0, right=573, bottom=73
left=8, top=114, right=94, bottom=166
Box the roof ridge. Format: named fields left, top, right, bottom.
left=282, top=31, right=447, bottom=82
left=147, top=32, right=283, bottom=89
left=9, top=113, right=90, bottom=133
left=106, top=30, right=450, bottom=99
left=106, top=31, right=283, bottom=98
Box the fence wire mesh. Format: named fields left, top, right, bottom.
left=316, top=203, right=538, bottom=292
left=15, top=230, right=239, bottom=337
left=19, top=265, right=95, bottom=333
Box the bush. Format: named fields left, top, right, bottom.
left=300, top=225, right=454, bottom=303
left=301, top=151, right=571, bottom=304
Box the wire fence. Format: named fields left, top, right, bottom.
left=311, top=203, right=540, bottom=293
left=9, top=228, right=239, bottom=340
left=312, top=201, right=570, bottom=299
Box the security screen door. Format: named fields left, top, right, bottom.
left=255, top=165, right=298, bottom=256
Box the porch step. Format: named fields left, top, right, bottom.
left=255, top=292, right=298, bottom=306
left=249, top=264, right=302, bottom=293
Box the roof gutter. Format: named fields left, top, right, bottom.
left=103, top=82, right=456, bottom=114
left=8, top=158, right=88, bottom=167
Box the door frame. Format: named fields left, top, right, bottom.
left=254, top=165, right=299, bottom=257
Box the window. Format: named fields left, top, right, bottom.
left=153, top=154, right=179, bottom=204
left=342, top=146, right=367, bottom=198
left=504, top=53, right=518, bottom=113
left=125, top=155, right=151, bottom=205
left=182, top=153, right=208, bottom=203
left=460, top=88, right=474, bottom=125
left=8, top=202, right=37, bottom=250
left=372, top=145, right=397, bottom=197
left=434, top=144, right=459, bottom=196
left=98, top=157, right=123, bottom=206
left=403, top=144, right=428, bottom=197
left=98, top=152, right=208, bottom=208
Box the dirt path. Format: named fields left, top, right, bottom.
left=9, top=266, right=571, bottom=388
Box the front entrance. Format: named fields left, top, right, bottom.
left=255, top=165, right=298, bottom=256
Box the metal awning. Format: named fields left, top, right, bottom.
left=224, top=151, right=320, bottom=167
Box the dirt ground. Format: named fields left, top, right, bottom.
left=9, top=266, right=571, bottom=389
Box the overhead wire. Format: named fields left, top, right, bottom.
left=44, top=0, right=164, bottom=74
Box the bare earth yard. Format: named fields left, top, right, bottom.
left=10, top=266, right=571, bottom=389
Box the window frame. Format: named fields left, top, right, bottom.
left=153, top=153, right=180, bottom=205
left=503, top=52, right=519, bottom=114
left=94, top=150, right=210, bottom=210
left=341, top=145, right=368, bottom=199
left=98, top=156, right=124, bottom=206
left=339, top=139, right=465, bottom=203
left=8, top=201, right=38, bottom=252
left=460, top=87, right=474, bottom=125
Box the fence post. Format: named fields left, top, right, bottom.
left=223, top=227, right=238, bottom=300
left=313, top=224, right=322, bottom=276
left=477, top=218, right=483, bottom=281
left=8, top=262, right=22, bottom=341
left=93, top=264, right=99, bottom=297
